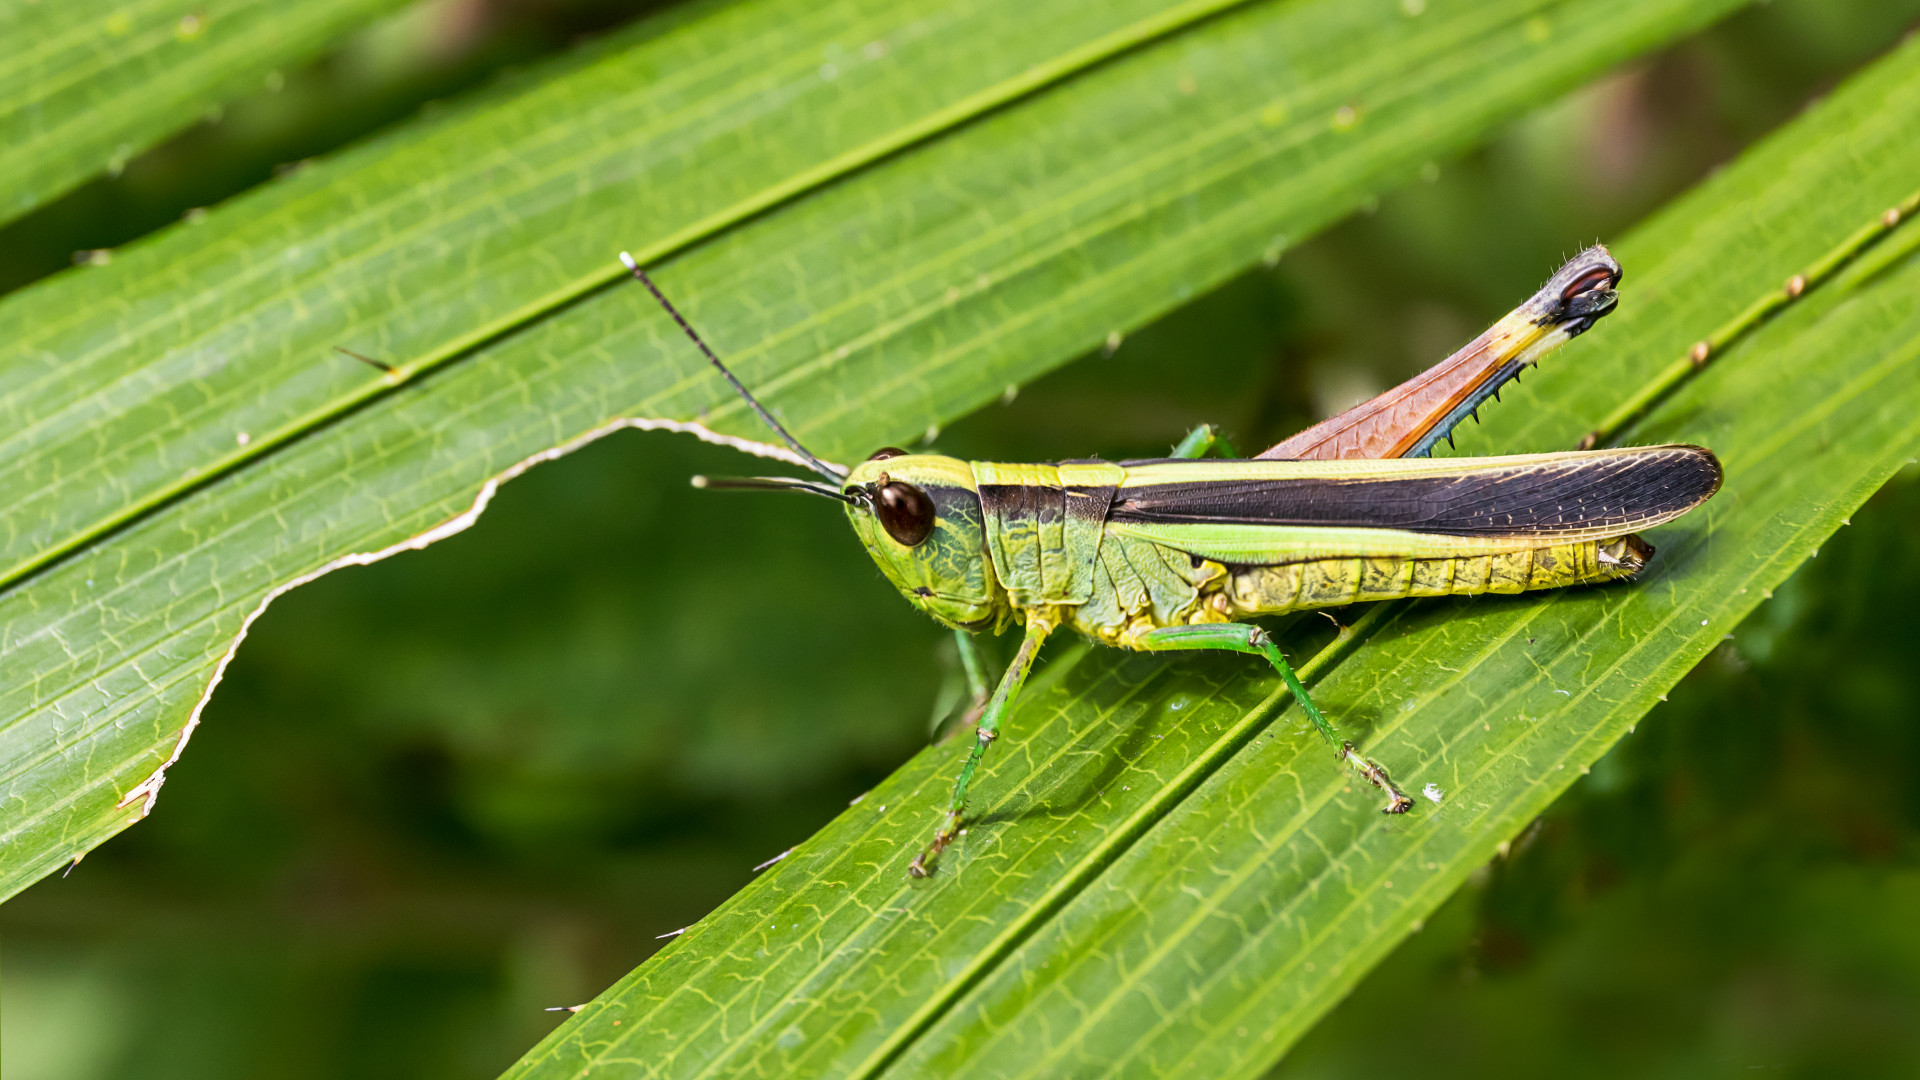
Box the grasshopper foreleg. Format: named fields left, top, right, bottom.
left=949, top=627, right=993, bottom=736
left=1134, top=623, right=1414, bottom=814
left=909, top=618, right=1052, bottom=877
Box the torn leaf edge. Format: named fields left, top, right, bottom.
left=112, top=418, right=834, bottom=819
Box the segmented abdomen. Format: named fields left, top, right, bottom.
left=1221, top=539, right=1632, bottom=617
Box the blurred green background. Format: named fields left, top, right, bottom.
left=6, top=1, right=1920, bottom=1077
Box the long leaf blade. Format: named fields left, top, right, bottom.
left=507, top=32, right=1920, bottom=1080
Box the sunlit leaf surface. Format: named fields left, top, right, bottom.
left=0, top=0, right=1739, bottom=906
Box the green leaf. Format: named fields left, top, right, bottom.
left=0, top=0, right=413, bottom=224
left=501, top=34, right=1920, bottom=1080
left=0, top=0, right=1270, bottom=589
left=1, top=0, right=1740, bottom=903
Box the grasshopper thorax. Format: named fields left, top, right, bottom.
left=843, top=451, right=1006, bottom=632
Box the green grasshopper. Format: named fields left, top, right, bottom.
left=617, top=247, right=1721, bottom=877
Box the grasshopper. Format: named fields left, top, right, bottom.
left=617, top=247, right=1720, bottom=877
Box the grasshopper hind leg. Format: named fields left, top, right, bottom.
left=1134, top=623, right=1414, bottom=813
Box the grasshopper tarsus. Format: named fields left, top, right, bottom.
left=1342, top=741, right=1414, bottom=814
left=909, top=813, right=964, bottom=877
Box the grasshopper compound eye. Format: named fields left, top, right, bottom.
left=867, top=447, right=909, bottom=462
left=875, top=480, right=936, bottom=546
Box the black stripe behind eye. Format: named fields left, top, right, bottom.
left=1109, top=447, right=1721, bottom=535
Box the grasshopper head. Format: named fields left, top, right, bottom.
left=841, top=450, right=1005, bottom=631
left=609, top=258, right=1004, bottom=630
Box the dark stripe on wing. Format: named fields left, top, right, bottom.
left=1110, top=445, right=1721, bottom=535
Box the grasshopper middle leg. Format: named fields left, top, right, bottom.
left=949, top=626, right=993, bottom=734
left=1170, top=423, right=1240, bottom=460
left=1134, top=622, right=1414, bottom=813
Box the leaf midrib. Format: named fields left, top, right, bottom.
left=0, top=0, right=1266, bottom=599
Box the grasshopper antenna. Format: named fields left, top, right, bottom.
left=690, top=474, right=862, bottom=505
left=620, top=252, right=846, bottom=483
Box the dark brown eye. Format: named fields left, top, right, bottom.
left=875, top=481, right=936, bottom=546
left=1560, top=266, right=1616, bottom=303
left=867, top=447, right=909, bottom=462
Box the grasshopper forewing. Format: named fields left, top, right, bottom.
left=618, top=246, right=1721, bottom=877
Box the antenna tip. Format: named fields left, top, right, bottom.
left=618, top=251, right=638, bottom=271
left=689, top=475, right=709, bottom=488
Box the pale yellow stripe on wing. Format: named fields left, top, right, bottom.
left=1105, top=521, right=1638, bottom=563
